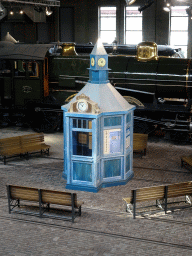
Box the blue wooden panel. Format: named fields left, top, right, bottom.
left=73, top=162, right=92, bottom=182
left=89, top=70, right=109, bottom=84
left=97, top=118, right=100, bottom=156
left=97, top=162, right=100, bottom=184
left=104, top=158, right=121, bottom=178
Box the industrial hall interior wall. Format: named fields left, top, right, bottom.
left=0, top=0, right=191, bottom=58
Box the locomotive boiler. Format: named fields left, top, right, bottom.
left=0, top=40, right=191, bottom=138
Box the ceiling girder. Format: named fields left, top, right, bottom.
left=2, top=0, right=60, bottom=7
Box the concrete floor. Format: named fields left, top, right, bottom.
left=0, top=127, right=64, bottom=166
left=1, top=127, right=192, bottom=255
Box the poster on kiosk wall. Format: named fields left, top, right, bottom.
left=103, top=129, right=121, bottom=154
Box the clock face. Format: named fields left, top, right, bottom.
left=98, top=58, right=106, bottom=67
left=77, top=101, right=88, bottom=112
left=91, top=57, right=95, bottom=66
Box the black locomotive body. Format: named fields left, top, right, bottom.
left=0, top=40, right=192, bottom=138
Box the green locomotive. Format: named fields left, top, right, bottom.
left=0, top=40, right=191, bottom=138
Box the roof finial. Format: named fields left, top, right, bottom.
left=91, top=38, right=107, bottom=55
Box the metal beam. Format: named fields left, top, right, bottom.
left=2, top=0, right=60, bottom=7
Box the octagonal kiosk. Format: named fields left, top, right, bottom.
left=61, top=39, right=135, bottom=192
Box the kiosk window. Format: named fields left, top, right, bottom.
left=72, top=118, right=92, bottom=156
left=104, top=116, right=121, bottom=127
left=73, top=131, right=92, bottom=156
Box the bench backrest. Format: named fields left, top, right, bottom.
left=20, top=133, right=44, bottom=146
left=132, top=181, right=192, bottom=203
left=133, top=133, right=148, bottom=151
left=41, top=189, right=78, bottom=207
left=8, top=185, right=78, bottom=207
left=168, top=181, right=192, bottom=198
left=0, top=133, right=45, bottom=152
left=133, top=185, right=165, bottom=203
left=9, top=185, right=39, bottom=201
left=0, top=136, right=21, bottom=153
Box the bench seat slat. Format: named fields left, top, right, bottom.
left=1, top=148, right=22, bottom=156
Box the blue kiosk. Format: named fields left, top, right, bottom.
left=61, top=39, right=135, bottom=192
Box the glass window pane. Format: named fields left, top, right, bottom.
left=126, top=7, right=141, bottom=16
left=99, top=7, right=116, bottom=44
left=170, top=6, right=189, bottom=57
left=126, top=31, right=142, bottom=44
left=170, top=32, right=188, bottom=45
left=72, top=131, right=92, bottom=156
left=101, top=17, right=116, bottom=30
left=126, top=114, right=131, bottom=123
left=88, top=120, right=92, bottom=129
left=100, top=7, right=116, bottom=16
left=14, top=60, right=26, bottom=77
left=83, top=119, right=86, bottom=129
left=78, top=119, right=82, bottom=128
left=100, top=31, right=116, bottom=44
left=126, top=17, right=142, bottom=30
left=179, top=46, right=187, bottom=58
left=126, top=7, right=142, bottom=45
left=73, top=119, right=77, bottom=128
left=28, top=62, right=39, bottom=77
left=171, top=17, right=188, bottom=30
left=104, top=116, right=121, bottom=127
left=171, top=6, right=188, bottom=16
left=126, top=154, right=130, bottom=173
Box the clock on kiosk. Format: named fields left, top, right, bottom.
left=77, top=99, right=88, bottom=112
left=98, top=58, right=106, bottom=67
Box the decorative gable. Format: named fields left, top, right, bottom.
left=69, top=93, right=100, bottom=114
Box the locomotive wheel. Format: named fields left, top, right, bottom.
left=31, top=111, right=61, bottom=133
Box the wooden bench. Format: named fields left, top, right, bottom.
left=0, top=133, right=50, bottom=164
left=133, top=133, right=148, bottom=157
left=20, top=133, right=50, bottom=159
left=181, top=155, right=192, bottom=170
left=7, top=185, right=84, bottom=223
left=123, top=181, right=192, bottom=219
left=0, top=136, right=22, bottom=164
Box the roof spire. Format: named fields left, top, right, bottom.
left=89, top=38, right=109, bottom=84
left=91, top=38, right=107, bottom=55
